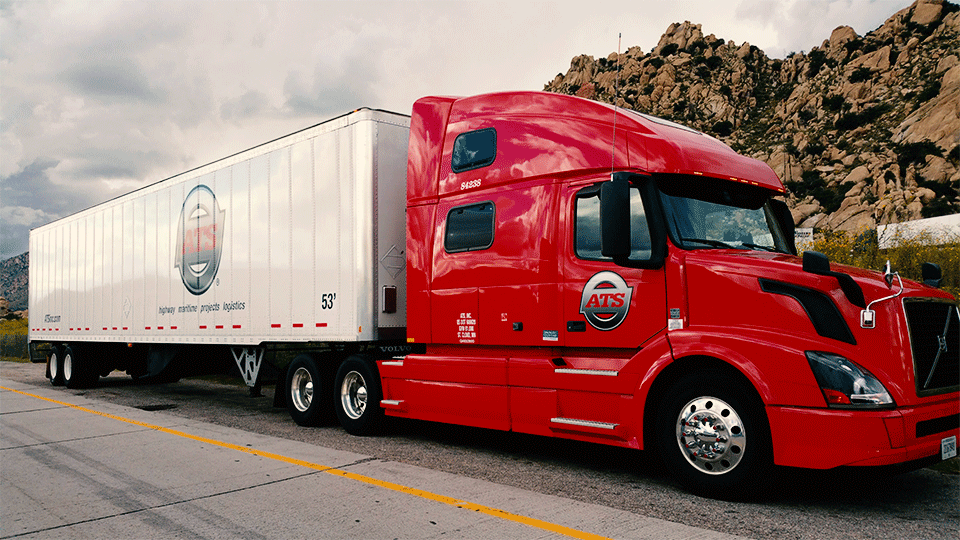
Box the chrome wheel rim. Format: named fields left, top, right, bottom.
left=676, top=396, right=746, bottom=475
left=290, top=367, right=314, bottom=413
left=50, top=352, right=59, bottom=380
left=63, top=352, right=73, bottom=382
left=340, top=371, right=367, bottom=420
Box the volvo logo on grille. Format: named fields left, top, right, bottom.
left=937, top=334, right=948, bottom=354
left=579, top=271, right=633, bottom=331
left=175, top=185, right=225, bottom=295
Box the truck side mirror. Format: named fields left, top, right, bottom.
left=922, top=262, right=942, bottom=288
left=803, top=250, right=866, bottom=308
left=802, top=250, right=831, bottom=274
left=600, top=177, right=631, bottom=258
left=769, top=199, right=796, bottom=255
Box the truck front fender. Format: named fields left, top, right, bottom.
left=664, top=327, right=828, bottom=409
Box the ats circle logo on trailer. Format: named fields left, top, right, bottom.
left=580, top=271, right=633, bottom=330
left=175, top=185, right=225, bottom=295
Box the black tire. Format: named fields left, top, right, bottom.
left=63, top=344, right=96, bottom=389
left=334, top=355, right=384, bottom=436
left=655, top=370, right=772, bottom=500
left=48, top=345, right=64, bottom=386
left=285, top=354, right=330, bottom=427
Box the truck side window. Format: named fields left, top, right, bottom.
left=451, top=128, right=496, bottom=172
left=575, top=187, right=652, bottom=261
left=444, top=202, right=495, bottom=252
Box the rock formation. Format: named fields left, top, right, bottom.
left=0, top=252, right=29, bottom=312
left=544, top=0, right=959, bottom=231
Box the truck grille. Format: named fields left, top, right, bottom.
left=903, top=299, right=960, bottom=396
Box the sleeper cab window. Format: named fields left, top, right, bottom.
left=452, top=128, right=497, bottom=172
left=575, top=186, right=653, bottom=261
left=444, top=202, right=495, bottom=253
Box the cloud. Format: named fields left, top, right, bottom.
left=63, top=56, right=163, bottom=102
left=1, top=158, right=72, bottom=213
left=732, top=0, right=915, bottom=56
left=220, top=90, right=273, bottom=122
left=0, top=206, right=57, bottom=228
left=0, top=0, right=916, bottom=261
left=0, top=158, right=72, bottom=258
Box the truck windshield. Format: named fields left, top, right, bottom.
left=657, top=176, right=787, bottom=253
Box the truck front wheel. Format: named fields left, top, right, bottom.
left=334, top=356, right=384, bottom=436
left=286, top=354, right=329, bottom=426
left=655, top=370, right=772, bottom=500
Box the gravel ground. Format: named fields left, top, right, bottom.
left=3, top=359, right=958, bottom=540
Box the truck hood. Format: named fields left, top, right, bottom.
left=683, top=249, right=952, bottom=307
left=680, top=249, right=956, bottom=406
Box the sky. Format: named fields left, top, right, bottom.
left=0, top=0, right=917, bottom=259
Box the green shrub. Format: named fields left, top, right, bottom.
left=712, top=120, right=734, bottom=137
left=835, top=103, right=892, bottom=131
left=806, top=50, right=828, bottom=77
left=805, top=141, right=825, bottom=155
left=915, top=80, right=941, bottom=104
left=0, top=318, right=28, bottom=336
left=897, top=141, right=943, bottom=170
left=809, top=230, right=960, bottom=299
left=660, top=43, right=680, bottom=57
left=849, top=67, right=873, bottom=83
left=0, top=318, right=29, bottom=361
left=823, top=95, right=846, bottom=112
left=844, top=40, right=863, bottom=54
left=922, top=198, right=959, bottom=219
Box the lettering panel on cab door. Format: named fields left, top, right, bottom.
left=430, top=288, right=479, bottom=345
left=563, top=267, right=666, bottom=349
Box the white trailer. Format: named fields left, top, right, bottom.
left=29, top=109, right=411, bottom=390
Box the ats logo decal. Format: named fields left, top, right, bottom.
left=580, top=271, right=633, bottom=331
left=175, top=185, right=225, bottom=295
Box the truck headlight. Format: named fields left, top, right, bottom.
left=805, top=351, right=895, bottom=409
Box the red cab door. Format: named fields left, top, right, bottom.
left=561, top=179, right=666, bottom=349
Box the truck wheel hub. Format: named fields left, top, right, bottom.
left=291, top=367, right=314, bottom=412
left=676, top=397, right=745, bottom=474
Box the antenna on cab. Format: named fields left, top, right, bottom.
left=611, top=32, right=622, bottom=177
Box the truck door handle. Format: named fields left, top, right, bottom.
left=567, top=321, right=586, bottom=332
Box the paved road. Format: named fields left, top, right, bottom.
left=2, top=361, right=958, bottom=539
left=0, top=368, right=739, bottom=540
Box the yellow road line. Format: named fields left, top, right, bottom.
left=1, top=385, right=610, bottom=540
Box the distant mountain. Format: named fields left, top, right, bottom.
left=0, top=252, right=28, bottom=313
left=544, top=0, right=959, bottom=231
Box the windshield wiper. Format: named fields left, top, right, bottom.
left=742, top=242, right=778, bottom=253
left=680, top=237, right=737, bottom=249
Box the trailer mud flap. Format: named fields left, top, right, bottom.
left=146, top=346, right=178, bottom=379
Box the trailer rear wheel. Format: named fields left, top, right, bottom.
left=335, top=356, right=384, bottom=436
left=48, top=345, right=64, bottom=386
left=286, top=354, right=328, bottom=426
left=655, top=370, right=772, bottom=500
left=63, top=344, right=95, bottom=389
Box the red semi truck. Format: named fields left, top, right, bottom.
left=30, top=91, right=959, bottom=497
